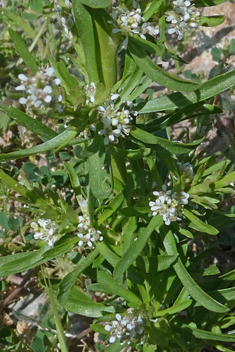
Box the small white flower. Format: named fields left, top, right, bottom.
left=83, top=82, right=96, bottom=105
left=16, top=66, right=63, bottom=116
left=97, top=94, right=137, bottom=145
left=32, top=219, right=59, bottom=247
left=104, top=309, right=146, bottom=345
left=166, top=0, right=201, bottom=40
left=149, top=186, right=189, bottom=225
left=76, top=215, right=103, bottom=249
left=176, top=162, right=194, bottom=180
left=109, top=5, right=159, bottom=40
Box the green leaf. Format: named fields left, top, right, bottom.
left=154, top=300, right=192, bottom=317
left=195, top=0, right=228, bottom=7
left=113, top=215, right=163, bottom=279
left=129, top=38, right=200, bottom=92
left=0, top=169, right=47, bottom=208
left=0, top=105, right=57, bottom=140
left=132, top=35, right=165, bottom=58
left=198, top=15, right=225, bottom=27
left=183, top=209, right=219, bottom=235
left=95, top=242, right=120, bottom=267
left=42, top=238, right=80, bottom=259
left=64, top=287, right=114, bottom=317
left=72, top=1, right=100, bottom=83
left=214, top=171, right=235, bottom=188
left=138, top=255, right=178, bottom=273
left=118, top=62, right=144, bottom=104
left=46, top=282, right=68, bottom=352
left=98, top=192, right=124, bottom=225
left=0, top=130, right=77, bottom=161
left=0, top=246, right=49, bottom=276
left=78, top=0, right=112, bottom=8
left=2, top=9, right=45, bottom=55
left=182, top=325, right=235, bottom=342
left=9, top=28, right=38, bottom=74
left=58, top=249, right=99, bottom=305
left=140, top=69, right=235, bottom=113
left=128, top=76, right=153, bottom=102
left=110, top=146, right=151, bottom=160
left=92, top=9, right=118, bottom=88
left=162, top=230, right=229, bottom=313
left=56, top=63, right=77, bottom=89
left=88, top=270, right=142, bottom=308
left=63, top=161, right=83, bottom=207
left=0, top=212, right=8, bottom=230
left=130, top=127, right=203, bottom=154
left=143, top=0, right=165, bottom=21
left=89, top=148, right=112, bottom=200
left=209, top=287, right=235, bottom=302
left=105, top=340, right=123, bottom=352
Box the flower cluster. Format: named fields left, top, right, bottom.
left=109, top=5, right=159, bottom=40
left=16, top=67, right=63, bottom=116
left=166, top=0, right=201, bottom=40
left=76, top=215, right=103, bottom=248
left=176, top=161, right=194, bottom=180
left=149, top=185, right=189, bottom=225
left=104, top=311, right=145, bottom=345
left=31, top=219, right=59, bottom=247
left=97, top=94, right=137, bottom=145
left=56, top=0, right=74, bottom=40
left=83, top=82, right=96, bottom=105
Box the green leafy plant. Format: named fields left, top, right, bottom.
left=0, top=0, right=235, bottom=351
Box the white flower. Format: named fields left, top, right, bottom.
left=109, top=5, right=159, bottom=40
left=176, top=162, right=194, bottom=180
left=16, top=67, right=63, bottom=116
left=76, top=215, right=103, bottom=249
left=97, top=94, right=137, bottom=145
left=55, top=0, right=74, bottom=40
left=149, top=186, right=189, bottom=225
left=166, top=0, right=201, bottom=40
left=104, top=310, right=146, bottom=345
left=31, top=219, right=59, bottom=247
left=83, top=82, right=96, bottom=105
left=79, top=124, right=96, bottom=141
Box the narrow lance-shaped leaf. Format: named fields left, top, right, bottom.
left=72, top=1, right=100, bottom=83
left=58, top=249, right=99, bottom=305
left=130, top=127, right=204, bottom=154
left=154, top=300, right=192, bottom=317
left=88, top=270, right=142, bottom=308
left=184, top=208, right=219, bottom=235
left=78, top=0, right=112, bottom=8
left=0, top=246, right=49, bottom=276
left=92, top=9, right=118, bottom=88
left=64, top=287, right=114, bottom=317
left=0, top=105, right=57, bottom=140
left=9, top=28, right=38, bottom=74
left=46, top=281, right=69, bottom=352
left=195, top=0, right=228, bottom=7
left=129, top=38, right=200, bottom=92
left=95, top=242, right=120, bottom=267
left=0, top=169, right=47, bottom=208
left=140, top=69, right=235, bottom=113
left=98, top=192, right=124, bottom=225
left=2, top=9, right=45, bottom=55
left=181, top=324, right=235, bottom=343
left=198, top=15, right=225, bottom=27
left=0, top=130, right=77, bottom=162
left=162, top=229, right=229, bottom=313
left=89, top=148, right=112, bottom=200
left=63, top=161, right=83, bottom=207
left=113, top=215, right=163, bottom=279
